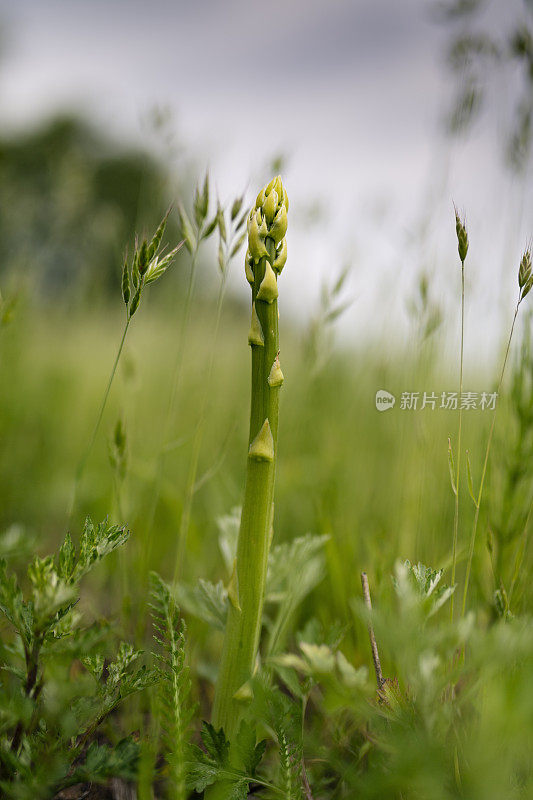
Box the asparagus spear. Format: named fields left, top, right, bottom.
left=212, top=176, right=288, bottom=739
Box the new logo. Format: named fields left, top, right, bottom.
left=375, top=390, right=396, bottom=411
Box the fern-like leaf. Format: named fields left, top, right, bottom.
left=266, top=689, right=304, bottom=800
left=149, top=571, right=193, bottom=800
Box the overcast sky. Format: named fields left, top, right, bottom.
left=1, top=0, right=532, bottom=367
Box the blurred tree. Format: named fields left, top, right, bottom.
left=0, top=115, right=184, bottom=302
left=436, top=0, right=533, bottom=170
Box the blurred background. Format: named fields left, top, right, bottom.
left=2, top=0, right=533, bottom=345
left=1, top=0, right=533, bottom=649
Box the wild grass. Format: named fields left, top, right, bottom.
left=1, top=177, right=533, bottom=798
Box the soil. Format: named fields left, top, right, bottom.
left=54, top=778, right=137, bottom=800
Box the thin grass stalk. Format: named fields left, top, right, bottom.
left=173, top=267, right=229, bottom=581
left=68, top=316, right=131, bottom=518
left=142, top=179, right=219, bottom=560
left=450, top=260, right=465, bottom=620
left=508, top=494, right=533, bottom=607
left=461, top=301, right=520, bottom=615
left=171, top=201, right=248, bottom=579
left=142, top=247, right=200, bottom=568
left=449, top=209, right=468, bottom=618
left=69, top=214, right=179, bottom=521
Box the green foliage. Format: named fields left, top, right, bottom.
left=176, top=172, right=221, bottom=257
left=304, top=266, right=352, bottom=375
left=440, top=3, right=533, bottom=169
left=489, top=314, right=533, bottom=613
left=188, top=720, right=266, bottom=798
left=393, top=560, right=456, bottom=619
left=108, top=417, right=127, bottom=483
left=3, top=151, right=533, bottom=799
left=0, top=289, right=17, bottom=330
left=252, top=683, right=304, bottom=800
left=266, top=533, right=329, bottom=657
left=176, top=525, right=328, bottom=645
left=320, top=567, right=533, bottom=800
left=0, top=518, right=153, bottom=799
left=63, top=737, right=139, bottom=787
left=175, top=578, right=228, bottom=631
left=0, top=115, right=181, bottom=299
left=406, top=270, right=443, bottom=342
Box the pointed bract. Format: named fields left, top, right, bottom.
left=268, top=354, right=284, bottom=387
left=248, top=213, right=269, bottom=262
left=248, top=303, right=264, bottom=346
left=256, top=262, right=279, bottom=303
left=245, top=252, right=255, bottom=284
left=269, top=205, right=287, bottom=246
left=147, top=210, right=171, bottom=261
left=255, top=187, right=266, bottom=210
left=248, top=419, right=274, bottom=461
left=263, top=190, right=278, bottom=225
left=273, top=238, right=287, bottom=274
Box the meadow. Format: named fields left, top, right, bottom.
left=1, top=165, right=533, bottom=799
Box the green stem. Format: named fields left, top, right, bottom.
left=461, top=301, right=520, bottom=616
left=69, top=315, right=131, bottom=518
left=10, top=639, right=42, bottom=754
left=141, top=247, right=199, bottom=568
left=450, top=261, right=465, bottom=620
left=212, top=238, right=280, bottom=740
left=173, top=268, right=229, bottom=581
left=508, top=493, right=533, bottom=607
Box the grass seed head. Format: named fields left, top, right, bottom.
left=519, top=247, right=532, bottom=301
left=177, top=202, right=197, bottom=254
left=138, top=240, right=149, bottom=276
left=147, top=209, right=170, bottom=261
left=217, top=202, right=227, bottom=244
left=194, top=172, right=209, bottom=228
left=129, top=285, right=142, bottom=318
left=121, top=251, right=130, bottom=306
left=454, top=207, right=469, bottom=263
left=231, top=195, right=244, bottom=221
